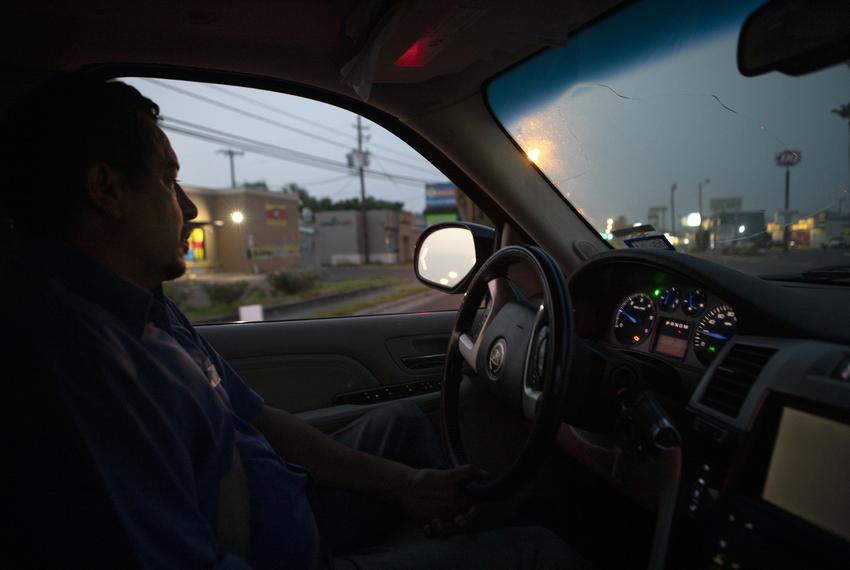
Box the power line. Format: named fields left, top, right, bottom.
left=148, top=78, right=441, bottom=174
left=146, top=78, right=353, bottom=151
left=372, top=155, right=404, bottom=197
left=160, top=116, right=440, bottom=188
left=328, top=176, right=357, bottom=198
left=206, top=83, right=434, bottom=164
left=163, top=116, right=348, bottom=172
left=204, top=83, right=358, bottom=141
left=363, top=150, right=440, bottom=175
left=358, top=119, right=436, bottom=162
left=301, top=174, right=353, bottom=186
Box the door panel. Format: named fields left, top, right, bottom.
left=198, top=311, right=455, bottom=430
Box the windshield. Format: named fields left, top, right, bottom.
left=487, top=0, right=850, bottom=277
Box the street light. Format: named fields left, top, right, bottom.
left=670, top=182, right=677, bottom=235
left=230, top=210, right=245, bottom=224
left=698, top=178, right=710, bottom=219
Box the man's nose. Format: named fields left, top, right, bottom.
left=175, top=183, right=198, bottom=221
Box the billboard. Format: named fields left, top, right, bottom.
left=266, top=204, right=287, bottom=226
left=425, top=182, right=457, bottom=209
left=426, top=212, right=458, bottom=226
left=709, top=197, right=742, bottom=213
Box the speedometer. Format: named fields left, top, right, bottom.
left=693, top=304, right=738, bottom=364
left=614, top=293, right=656, bottom=345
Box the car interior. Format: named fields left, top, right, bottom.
left=4, top=0, right=850, bottom=568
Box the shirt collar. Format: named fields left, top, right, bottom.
left=39, top=243, right=162, bottom=337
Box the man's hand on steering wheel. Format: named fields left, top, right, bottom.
left=395, top=464, right=489, bottom=536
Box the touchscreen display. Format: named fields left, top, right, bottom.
left=653, top=318, right=690, bottom=359
left=762, top=407, right=850, bottom=542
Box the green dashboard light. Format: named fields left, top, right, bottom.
left=708, top=346, right=716, bottom=352
left=653, top=288, right=661, bottom=297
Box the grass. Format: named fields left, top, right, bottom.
left=178, top=275, right=414, bottom=322
left=304, top=283, right=431, bottom=318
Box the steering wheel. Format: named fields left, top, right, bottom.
left=441, top=245, right=575, bottom=499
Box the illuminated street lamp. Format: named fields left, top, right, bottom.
left=230, top=210, right=245, bottom=224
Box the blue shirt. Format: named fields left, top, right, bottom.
left=33, top=247, right=317, bottom=569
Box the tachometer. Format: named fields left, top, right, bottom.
left=693, top=304, right=738, bottom=364
left=614, top=293, right=656, bottom=345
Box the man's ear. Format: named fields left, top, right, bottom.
left=83, top=162, right=127, bottom=219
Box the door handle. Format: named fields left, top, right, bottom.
left=400, top=353, right=446, bottom=370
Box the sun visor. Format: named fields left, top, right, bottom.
left=340, top=0, right=576, bottom=100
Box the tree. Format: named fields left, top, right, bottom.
left=291, top=184, right=403, bottom=212
left=243, top=180, right=270, bottom=191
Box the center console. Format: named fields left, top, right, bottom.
left=674, top=338, right=850, bottom=569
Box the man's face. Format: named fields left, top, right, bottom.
left=121, top=118, right=198, bottom=287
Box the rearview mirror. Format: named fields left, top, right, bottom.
left=738, top=0, right=850, bottom=77
left=414, top=222, right=496, bottom=293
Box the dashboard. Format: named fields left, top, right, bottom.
left=568, top=249, right=850, bottom=569
left=610, top=285, right=736, bottom=368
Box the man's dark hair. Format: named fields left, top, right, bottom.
left=2, top=77, right=160, bottom=239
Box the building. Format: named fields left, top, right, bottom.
left=182, top=184, right=301, bottom=274
left=810, top=211, right=850, bottom=248
left=708, top=210, right=768, bottom=250
left=315, top=209, right=421, bottom=265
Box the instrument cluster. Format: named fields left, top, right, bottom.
left=612, top=286, right=737, bottom=366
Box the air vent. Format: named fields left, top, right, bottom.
left=700, top=344, right=776, bottom=417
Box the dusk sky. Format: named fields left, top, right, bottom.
left=489, top=5, right=850, bottom=241
left=124, top=77, right=447, bottom=215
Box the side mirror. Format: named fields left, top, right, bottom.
left=738, top=0, right=850, bottom=77
left=414, top=222, right=496, bottom=293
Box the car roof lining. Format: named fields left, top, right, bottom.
left=2, top=0, right=626, bottom=119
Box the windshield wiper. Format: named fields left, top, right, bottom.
left=763, top=265, right=850, bottom=284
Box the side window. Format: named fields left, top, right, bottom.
left=124, top=78, right=485, bottom=324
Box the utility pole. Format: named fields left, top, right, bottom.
left=784, top=168, right=790, bottom=250
left=698, top=178, right=709, bottom=220
left=670, top=182, right=677, bottom=235
left=775, top=150, right=801, bottom=252
left=355, top=116, right=370, bottom=263
left=217, top=149, right=244, bottom=188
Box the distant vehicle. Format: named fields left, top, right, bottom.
left=824, top=237, right=848, bottom=249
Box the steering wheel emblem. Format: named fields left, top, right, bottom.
left=488, top=338, right=507, bottom=376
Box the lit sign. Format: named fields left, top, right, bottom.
left=266, top=204, right=287, bottom=226
left=185, top=227, right=206, bottom=262
left=425, top=183, right=458, bottom=209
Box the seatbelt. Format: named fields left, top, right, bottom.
left=217, top=447, right=251, bottom=561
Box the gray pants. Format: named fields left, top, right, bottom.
left=311, top=401, right=584, bottom=569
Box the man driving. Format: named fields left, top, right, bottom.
left=2, top=77, right=580, bottom=569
